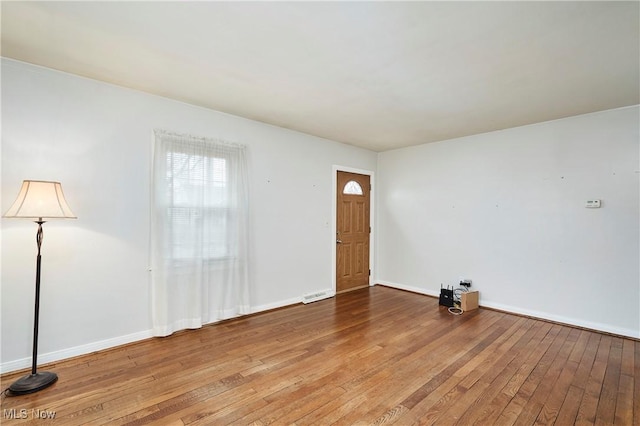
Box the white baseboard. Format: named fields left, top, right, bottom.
left=6, top=285, right=632, bottom=375
left=1, top=329, right=154, bottom=374
left=375, top=281, right=639, bottom=339
left=2, top=297, right=308, bottom=374
left=376, top=280, right=440, bottom=298
left=479, top=300, right=639, bottom=339
left=251, top=297, right=302, bottom=314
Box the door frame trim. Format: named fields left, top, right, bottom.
left=332, top=165, right=375, bottom=294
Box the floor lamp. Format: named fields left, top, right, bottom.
left=3, top=180, right=77, bottom=395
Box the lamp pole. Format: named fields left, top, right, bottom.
left=31, top=220, right=45, bottom=374
left=8, top=220, right=59, bottom=395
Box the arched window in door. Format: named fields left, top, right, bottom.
left=343, top=180, right=363, bottom=195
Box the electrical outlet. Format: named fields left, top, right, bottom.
left=459, top=278, right=472, bottom=287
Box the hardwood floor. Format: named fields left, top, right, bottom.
left=1, top=285, right=637, bottom=425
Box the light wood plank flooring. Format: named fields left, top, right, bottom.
left=1, top=286, right=637, bottom=425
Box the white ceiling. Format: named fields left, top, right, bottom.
left=2, top=1, right=638, bottom=152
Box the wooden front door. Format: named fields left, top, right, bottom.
left=336, top=171, right=371, bottom=293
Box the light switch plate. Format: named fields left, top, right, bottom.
left=585, top=199, right=601, bottom=208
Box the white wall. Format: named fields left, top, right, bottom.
left=1, top=59, right=377, bottom=372
left=377, top=106, right=640, bottom=338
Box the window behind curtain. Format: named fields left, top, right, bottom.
left=151, top=130, right=250, bottom=336
left=166, top=152, right=230, bottom=260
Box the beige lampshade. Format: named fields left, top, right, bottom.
left=3, top=180, right=77, bottom=220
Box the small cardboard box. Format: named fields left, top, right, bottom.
left=461, top=291, right=479, bottom=311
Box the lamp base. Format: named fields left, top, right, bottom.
left=8, top=371, right=58, bottom=395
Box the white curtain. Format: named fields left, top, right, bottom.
left=150, top=130, right=250, bottom=336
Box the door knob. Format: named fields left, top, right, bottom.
left=336, top=239, right=343, bottom=244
